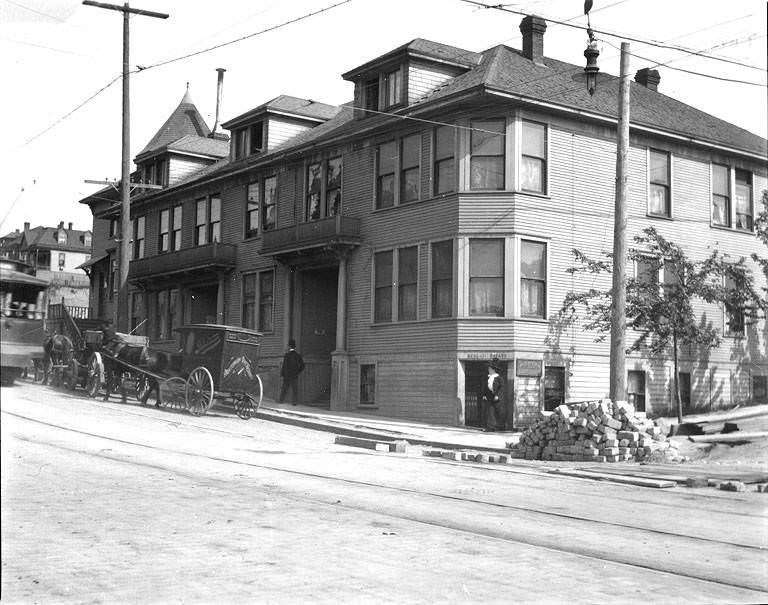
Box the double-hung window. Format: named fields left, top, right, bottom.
left=306, top=158, right=342, bottom=221
left=58, top=252, right=65, bottom=270
left=133, top=216, right=145, bottom=260
left=431, top=240, right=453, bottom=318
left=398, top=246, right=418, bottom=321
left=520, top=240, right=546, bottom=318
left=469, top=239, right=504, bottom=316
left=725, top=275, right=745, bottom=336
left=434, top=125, right=456, bottom=195
left=262, top=176, right=277, bottom=231
left=400, top=135, right=420, bottom=203
left=249, top=122, right=264, bottom=155
left=195, top=195, right=221, bottom=245
left=712, top=164, right=730, bottom=227
left=374, top=251, right=393, bottom=323
left=470, top=120, right=505, bottom=190
left=246, top=182, right=260, bottom=238
left=376, top=142, right=396, bottom=209
left=159, top=209, right=170, bottom=253
left=735, top=170, right=753, bottom=231
left=520, top=120, right=547, bottom=194
left=627, top=370, right=646, bottom=411
left=649, top=150, right=671, bottom=217
left=171, top=205, right=182, bottom=251
left=360, top=364, right=376, bottom=405
left=382, top=69, right=402, bottom=108
left=241, top=270, right=274, bottom=332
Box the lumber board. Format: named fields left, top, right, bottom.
left=548, top=468, right=676, bottom=488
left=687, top=432, right=768, bottom=444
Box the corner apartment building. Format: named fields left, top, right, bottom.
left=80, top=16, right=767, bottom=426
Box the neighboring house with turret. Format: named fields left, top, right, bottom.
left=79, top=16, right=767, bottom=424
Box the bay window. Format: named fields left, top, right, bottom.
left=469, top=238, right=504, bottom=316
left=470, top=120, right=505, bottom=190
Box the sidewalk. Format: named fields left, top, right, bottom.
left=256, top=399, right=518, bottom=453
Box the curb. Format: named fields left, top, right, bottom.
left=256, top=407, right=512, bottom=454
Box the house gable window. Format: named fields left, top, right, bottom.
left=735, top=169, right=753, bottom=231
left=520, top=120, right=547, bottom=194
left=470, top=119, right=505, bottom=190
left=649, top=149, right=671, bottom=217
left=431, top=240, right=453, bottom=318
left=434, top=125, right=456, bottom=195
left=712, top=164, right=731, bottom=227
left=133, top=216, right=145, bottom=260
left=469, top=238, right=504, bottom=316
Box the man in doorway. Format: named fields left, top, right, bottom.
left=279, top=339, right=305, bottom=405
left=482, top=358, right=506, bottom=431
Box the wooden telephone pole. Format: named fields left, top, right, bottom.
left=609, top=42, right=631, bottom=402
left=82, top=1, right=168, bottom=332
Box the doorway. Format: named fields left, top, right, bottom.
left=298, top=267, right=338, bottom=404
left=188, top=285, right=217, bottom=324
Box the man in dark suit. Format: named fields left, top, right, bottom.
left=279, top=339, right=305, bottom=405
left=482, top=358, right=506, bottom=431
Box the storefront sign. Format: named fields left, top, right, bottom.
left=464, top=352, right=512, bottom=360
left=516, top=359, right=542, bottom=377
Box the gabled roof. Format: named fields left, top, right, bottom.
left=342, top=38, right=482, bottom=80
left=136, top=90, right=212, bottom=160
left=166, top=134, right=229, bottom=158
left=221, top=95, right=340, bottom=130
left=21, top=225, right=92, bottom=253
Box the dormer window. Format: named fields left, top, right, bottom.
left=142, top=158, right=166, bottom=186
left=234, top=121, right=264, bottom=160
left=57, top=229, right=67, bottom=245
left=84, top=233, right=92, bottom=247
left=382, top=69, right=402, bottom=108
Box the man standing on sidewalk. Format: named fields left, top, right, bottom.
left=279, top=339, right=305, bottom=405
left=482, top=358, right=506, bottom=431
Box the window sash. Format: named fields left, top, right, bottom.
left=196, top=199, right=207, bottom=245
left=735, top=170, right=753, bottom=231
left=627, top=371, right=646, bottom=411
left=262, top=177, right=277, bottom=231
left=470, top=120, right=505, bottom=191
left=398, top=246, right=418, bottom=321
left=259, top=271, right=274, bottom=332
left=544, top=366, right=565, bottom=411
left=171, top=206, right=182, bottom=251
left=383, top=69, right=401, bottom=108
left=377, top=142, right=396, bottom=209
left=160, top=209, right=170, bottom=252
left=521, top=240, right=546, bottom=318
left=469, top=239, right=504, bottom=316
left=360, top=364, right=376, bottom=404
left=133, top=216, right=145, bottom=259
left=246, top=183, right=260, bottom=237
left=242, top=273, right=257, bottom=330
left=249, top=122, right=263, bottom=155
left=431, top=241, right=453, bottom=318
left=374, top=251, right=393, bottom=323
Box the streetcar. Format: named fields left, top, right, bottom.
left=0, top=257, right=48, bottom=385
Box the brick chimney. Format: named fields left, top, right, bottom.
left=68, top=222, right=73, bottom=230
left=24, top=222, right=30, bottom=231
left=520, top=15, right=547, bottom=64
left=635, top=67, right=660, bottom=92
left=58, top=221, right=64, bottom=229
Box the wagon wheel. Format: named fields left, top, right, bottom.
left=66, top=359, right=79, bottom=391
left=185, top=367, right=214, bottom=416
left=234, top=375, right=263, bottom=420
left=85, top=354, right=104, bottom=398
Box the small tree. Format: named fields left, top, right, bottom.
left=560, top=227, right=764, bottom=423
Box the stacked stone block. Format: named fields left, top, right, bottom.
left=509, top=399, right=678, bottom=463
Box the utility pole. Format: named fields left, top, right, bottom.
left=609, top=41, right=631, bottom=402
left=82, top=1, right=168, bottom=332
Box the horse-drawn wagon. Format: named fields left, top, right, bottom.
left=84, top=323, right=263, bottom=420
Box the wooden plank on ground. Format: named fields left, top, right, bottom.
left=548, top=468, right=676, bottom=488
left=687, top=432, right=768, bottom=444
left=583, top=463, right=768, bottom=484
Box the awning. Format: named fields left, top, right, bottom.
left=76, top=254, right=109, bottom=271
left=0, top=266, right=49, bottom=286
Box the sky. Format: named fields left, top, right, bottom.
left=1, top=0, right=766, bottom=234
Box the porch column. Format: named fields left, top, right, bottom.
left=282, top=266, right=293, bottom=344
left=216, top=273, right=225, bottom=324
left=335, top=255, right=347, bottom=352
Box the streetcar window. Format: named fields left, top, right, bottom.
left=0, top=284, right=45, bottom=319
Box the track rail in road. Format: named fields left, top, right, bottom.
left=5, top=407, right=767, bottom=597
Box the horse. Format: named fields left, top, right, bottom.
left=42, top=333, right=74, bottom=386
left=102, top=341, right=166, bottom=404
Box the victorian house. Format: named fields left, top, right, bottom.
left=80, top=16, right=768, bottom=426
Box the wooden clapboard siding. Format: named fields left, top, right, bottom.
left=267, top=117, right=313, bottom=150
left=168, top=156, right=211, bottom=186
left=407, top=61, right=464, bottom=104
left=354, top=355, right=459, bottom=424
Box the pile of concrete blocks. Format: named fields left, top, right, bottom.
left=509, top=399, right=680, bottom=463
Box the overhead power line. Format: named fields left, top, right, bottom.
left=461, top=0, right=764, bottom=72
